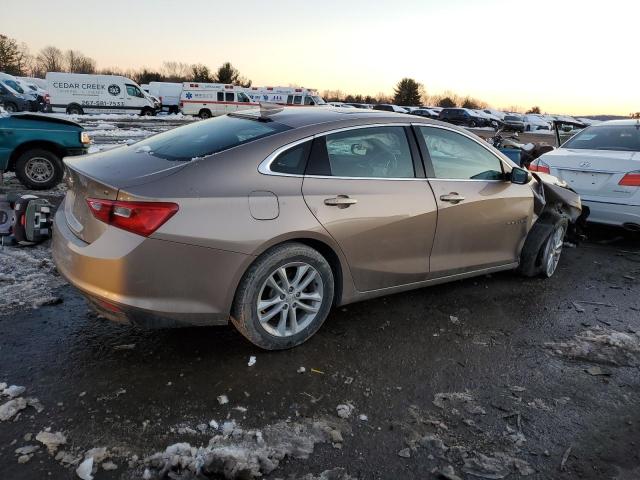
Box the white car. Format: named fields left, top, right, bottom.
left=523, top=114, right=552, bottom=132
left=530, top=120, right=640, bottom=230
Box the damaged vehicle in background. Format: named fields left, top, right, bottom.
left=53, top=107, right=585, bottom=350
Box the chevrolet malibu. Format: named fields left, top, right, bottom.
left=53, top=107, right=583, bottom=350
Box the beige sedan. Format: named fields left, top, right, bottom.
left=53, top=107, right=583, bottom=349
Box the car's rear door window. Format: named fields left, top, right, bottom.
left=418, top=126, right=503, bottom=180
left=134, top=115, right=291, bottom=161
left=309, top=126, right=415, bottom=178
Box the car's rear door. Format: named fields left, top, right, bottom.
left=414, top=125, right=534, bottom=277
left=301, top=124, right=438, bottom=292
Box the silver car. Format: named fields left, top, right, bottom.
left=531, top=120, right=640, bottom=231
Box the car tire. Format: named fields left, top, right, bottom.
left=518, top=211, right=569, bottom=278
left=14, top=149, right=64, bottom=190
left=469, top=120, right=477, bottom=128
left=67, top=104, right=84, bottom=115
left=231, top=242, right=334, bottom=350
left=4, top=102, right=18, bottom=112
left=199, top=109, right=212, bottom=119
left=140, top=108, right=154, bottom=116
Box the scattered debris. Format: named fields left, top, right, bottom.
left=358, top=414, right=368, bottom=421
left=560, top=445, right=572, bottom=471
left=398, top=447, right=411, bottom=458
left=142, top=419, right=333, bottom=479
left=311, top=368, right=325, bottom=375
left=586, top=366, right=611, bottom=376
left=2, top=384, right=26, bottom=398
left=102, top=461, right=118, bottom=471
left=344, top=376, right=354, bottom=385
left=433, top=392, right=486, bottom=415
left=36, top=430, right=67, bottom=454
left=297, top=468, right=355, bottom=480
left=449, top=315, right=460, bottom=324
left=248, top=356, right=256, bottom=367
left=297, top=367, right=306, bottom=374
left=336, top=403, right=354, bottom=419
left=547, top=327, right=640, bottom=366
left=209, top=420, right=219, bottom=430
left=436, top=465, right=463, bottom=480
left=15, top=445, right=40, bottom=455
left=217, top=394, right=229, bottom=405
left=113, top=344, right=136, bottom=351
left=0, top=397, right=27, bottom=421
left=76, top=457, right=94, bottom=480
left=463, top=452, right=534, bottom=478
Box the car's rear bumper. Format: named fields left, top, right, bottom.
left=52, top=207, right=252, bottom=328
left=583, top=199, right=640, bottom=229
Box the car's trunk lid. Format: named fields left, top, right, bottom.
left=63, top=146, right=189, bottom=243
left=544, top=149, right=640, bottom=201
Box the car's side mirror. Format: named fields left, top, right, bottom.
left=510, top=167, right=531, bottom=184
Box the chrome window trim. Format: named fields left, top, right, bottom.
left=258, top=123, right=415, bottom=179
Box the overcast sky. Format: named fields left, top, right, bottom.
left=2, top=0, right=638, bottom=115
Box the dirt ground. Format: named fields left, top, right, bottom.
left=1, top=115, right=639, bottom=480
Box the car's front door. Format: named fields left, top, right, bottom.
left=302, top=125, right=438, bottom=292
left=414, top=125, right=534, bottom=277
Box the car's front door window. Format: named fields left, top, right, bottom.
left=418, top=126, right=503, bottom=180
left=321, top=126, right=415, bottom=178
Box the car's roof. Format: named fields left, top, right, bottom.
left=230, top=105, right=469, bottom=136
left=591, top=119, right=639, bottom=127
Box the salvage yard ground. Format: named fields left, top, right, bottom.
left=1, top=116, right=639, bottom=480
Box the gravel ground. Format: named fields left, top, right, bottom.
left=1, top=115, right=639, bottom=480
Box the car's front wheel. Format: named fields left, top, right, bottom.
left=231, top=243, right=334, bottom=350
left=14, top=149, right=64, bottom=190
left=518, top=212, right=569, bottom=278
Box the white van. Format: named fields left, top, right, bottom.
left=246, top=86, right=325, bottom=106
left=147, top=82, right=183, bottom=114
left=46, top=72, right=159, bottom=115
left=180, top=83, right=254, bottom=118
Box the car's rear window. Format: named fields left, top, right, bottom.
left=562, top=125, right=640, bottom=151
left=133, top=115, right=292, bottom=161
left=504, top=115, right=522, bottom=121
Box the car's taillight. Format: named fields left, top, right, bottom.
left=179, top=101, right=184, bottom=108
left=86, top=199, right=178, bottom=237
left=528, top=159, right=550, bottom=174
left=619, top=171, right=640, bottom=187
left=80, top=132, right=91, bottom=144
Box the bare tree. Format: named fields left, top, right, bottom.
left=65, top=49, right=96, bottom=74
left=162, top=61, right=191, bottom=82
left=37, top=46, right=64, bottom=73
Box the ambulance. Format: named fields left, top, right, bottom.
left=179, top=83, right=255, bottom=119
left=246, top=86, right=325, bottom=107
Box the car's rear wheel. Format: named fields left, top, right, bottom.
left=4, top=102, right=18, bottom=112
left=469, top=120, right=477, bottom=128
left=231, top=243, right=334, bottom=350
left=15, top=149, right=64, bottom=190
left=199, top=109, right=212, bottom=119
left=140, top=108, right=154, bottom=116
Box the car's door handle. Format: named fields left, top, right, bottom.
left=324, top=195, right=358, bottom=208
left=440, top=193, right=465, bottom=204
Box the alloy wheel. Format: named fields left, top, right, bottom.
left=543, top=224, right=565, bottom=277
left=257, top=262, right=324, bottom=337
left=24, top=157, right=55, bottom=184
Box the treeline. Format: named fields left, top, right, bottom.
left=0, top=33, right=251, bottom=86
left=324, top=78, right=492, bottom=108
left=2, top=33, right=532, bottom=110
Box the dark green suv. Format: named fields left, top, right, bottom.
left=0, top=113, right=89, bottom=189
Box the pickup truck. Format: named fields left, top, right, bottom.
left=0, top=112, right=89, bottom=190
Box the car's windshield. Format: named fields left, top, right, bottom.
left=562, top=124, right=640, bottom=151
left=2, top=80, right=24, bottom=94
left=133, top=115, right=292, bottom=161
left=505, top=115, right=522, bottom=121
left=311, top=96, right=325, bottom=105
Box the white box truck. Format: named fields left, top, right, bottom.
left=179, top=83, right=255, bottom=118
left=46, top=72, right=159, bottom=115
left=246, top=86, right=325, bottom=106
left=147, top=82, right=183, bottom=114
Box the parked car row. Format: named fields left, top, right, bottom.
left=0, top=73, right=49, bottom=113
